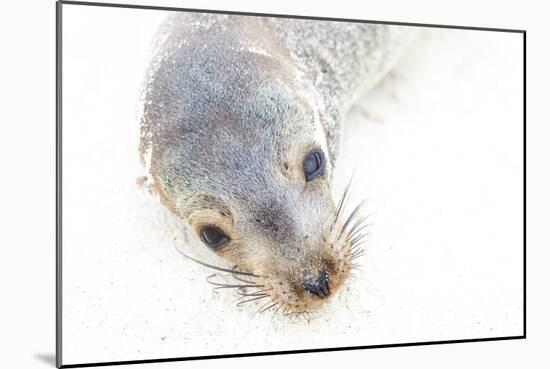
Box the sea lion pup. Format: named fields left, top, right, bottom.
left=139, top=13, right=412, bottom=313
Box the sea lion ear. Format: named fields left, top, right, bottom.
left=136, top=174, right=157, bottom=196
left=311, top=60, right=331, bottom=87
left=297, top=64, right=322, bottom=88
left=312, top=68, right=323, bottom=87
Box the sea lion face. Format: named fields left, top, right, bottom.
left=141, top=43, right=359, bottom=313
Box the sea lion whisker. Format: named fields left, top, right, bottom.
left=350, top=232, right=369, bottom=243
left=346, top=252, right=365, bottom=262
left=236, top=293, right=269, bottom=301
left=350, top=237, right=368, bottom=248
left=346, top=227, right=369, bottom=245
left=332, top=177, right=352, bottom=227
left=348, top=233, right=369, bottom=248
left=236, top=295, right=270, bottom=306
left=346, top=216, right=370, bottom=239
left=334, top=198, right=368, bottom=244
left=330, top=183, right=360, bottom=248
left=206, top=274, right=261, bottom=288
left=344, top=245, right=365, bottom=257
left=349, top=229, right=371, bottom=243
left=291, top=311, right=308, bottom=322
left=349, top=232, right=368, bottom=246
left=231, top=274, right=257, bottom=284
left=351, top=251, right=366, bottom=260
left=270, top=304, right=283, bottom=321
left=346, top=216, right=373, bottom=240
left=350, top=244, right=365, bottom=254
left=351, top=246, right=365, bottom=254
left=341, top=199, right=368, bottom=231
left=259, top=302, right=279, bottom=314
left=237, top=287, right=273, bottom=296
left=331, top=175, right=354, bottom=231
left=352, top=247, right=366, bottom=257
left=176, top=249, right=261, bottom=277
left=260, top=302, right=279, bottom=314
left=253, top=299, right=276, bottom=318
left=213, top=284, right=262, bottom=291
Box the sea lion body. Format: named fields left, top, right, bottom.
left=139, top=13, right=412, bottom=313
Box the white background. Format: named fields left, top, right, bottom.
left=60, top=4, right=523, bottom=365
left=0, top=0, right=548, bottom=369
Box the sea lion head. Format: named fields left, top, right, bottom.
left=139, top=28, right=366, bottom=314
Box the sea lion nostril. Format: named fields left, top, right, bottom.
left=304, top=270, right=330, bottom=298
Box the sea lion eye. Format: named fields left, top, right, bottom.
left=199, top=226, right=229, bottom=249
left=303, top=149, right=326, bottom=181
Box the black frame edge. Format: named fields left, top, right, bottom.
left=54, top=1, right=527, bottom=368
left=59, top=336, right=525, bottom=368
left=522, top=30, right=527, bottom=339
left=58, top=0, right=526, bottom=33
left=56, top=0, right=63, bottom=367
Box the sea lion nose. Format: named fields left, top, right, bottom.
left=304, top=270, right=330, bottom=298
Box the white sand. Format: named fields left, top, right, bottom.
left=61, top=6, right=523, bottom=365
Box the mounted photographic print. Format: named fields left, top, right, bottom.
left=56, top=1, right=525, bottom=367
